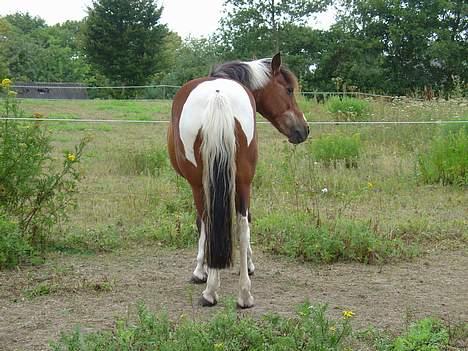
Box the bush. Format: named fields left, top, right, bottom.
left=326, top=96, right=369, bottom=121
left=51, top=302, right=352, bottom=351
left=0, top=215, right=32, bottom=269
left=418, top=127, right=467, bottom=185
left=309, top=133, right=361, bottom=168
left=0, top=78, right=88, bottom=255
left=255, top=211, right=417, bottom=263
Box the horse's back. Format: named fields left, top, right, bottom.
left=169, top=77, right=257, bottom=178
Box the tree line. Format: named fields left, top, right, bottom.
left=0, top=0, right=466, bottom=97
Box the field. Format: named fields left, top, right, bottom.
left=1, top=96, right=467, bottom=350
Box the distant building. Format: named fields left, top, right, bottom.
left=13, top=82, right=88, bottom=99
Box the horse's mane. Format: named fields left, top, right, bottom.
left=209, top=58, right=297, bottom=91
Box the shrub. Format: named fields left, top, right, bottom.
left=255, top=211, right=417, bottom=263
left=0, top=79, right=88, bottom=255
left=326, top=96, right=369, bottom=121
left=309, top=133, right=361, bottom=168
left=418, top=127, right=467, bottom=185
left=0, top=215, right=32, bottom=269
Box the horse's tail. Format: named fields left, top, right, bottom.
left=201, top=91, right=237, bottom=269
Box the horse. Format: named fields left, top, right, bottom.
left=167, top=53, right=309, bottom=308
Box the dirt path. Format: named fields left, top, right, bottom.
left=0, top=247, right=467, bottom=350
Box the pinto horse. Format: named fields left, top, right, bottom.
left=167, top=53, right=308, bottom=308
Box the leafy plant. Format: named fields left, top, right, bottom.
left=0, top=79, right=88, bottom=255
left=51, top=301, right=353, bottom=350
left=326, top=96, right=369, bottom=121
left=418, top=127, right=467, bottom=186
left=393, top=318, right=449, bottom=351
left=254, top=211, right=417, bottom=263
left=309, top=133, right=361, bottom=168
left=0, top=214, right=32, bottom=269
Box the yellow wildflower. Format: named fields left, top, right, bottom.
left=33, top=112, right=44, bottom=119
left=367, top=182, right=374, bottom=189
left=342, top=310, right=355, bottom=319
left=8, top=90, right=17, bottom=97
left=67, top=153, right=76, bottom=162
left=214, top=343, right=224, bottom=350
left=1, top=78, right=12, bottom=87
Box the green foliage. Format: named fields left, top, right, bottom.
left=309, top=133, right=361, bottom=168
left=83, top=0, right=169, bottom=87
left=51, top=302, right=352, bottom=351
left=418, top=127, right=467, bottom=185
left=326, top=96, right=369, bottom=121
left=393, top=318, right=449, bottom=351
left=0, top=81, right=88, bottom=255
left=0, top=215, right=32, bottom=269
left=255, top=211, right=416, bottom=263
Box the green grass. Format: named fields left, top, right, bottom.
left=326, top=96, right=370, bottom=121
left=51, top=301, right=467, bottom=351
left=418, top=126, right=467, bottom=185
left=255, top=211, right=418, bottom=263
left=51, top=302, right=353, bottom=351
left=2, top=98, right=467, bottom=268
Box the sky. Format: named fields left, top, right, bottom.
left=0, top=0, right=336, bottom=38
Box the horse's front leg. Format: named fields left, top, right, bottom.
left=237, top=212, right=254, bottom=308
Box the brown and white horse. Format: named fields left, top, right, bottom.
left=167, top=53, right=308, bottom=308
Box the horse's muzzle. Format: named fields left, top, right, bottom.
left=288, top=125, right=309, bottom=144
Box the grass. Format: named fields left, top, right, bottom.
left=51, top=302, right=353, bottom=351
left=3, top=97, right=467, bottom=264
left=50, top=301, right=467, bottom=351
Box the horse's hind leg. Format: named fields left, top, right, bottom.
left=191, top=186, right=207, bottom=284
left=237, top=212, right=254, bottom=308
left=191, top=220, right=207, bottom=283
left=200, top=268, right=220, bottom=306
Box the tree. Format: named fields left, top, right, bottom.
left=334, top=0, right=468, bottom=95
left=217, top=0, right=330, bottom=59
left=84, top=0, right=168, bottom=86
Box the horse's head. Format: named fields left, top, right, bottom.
left=254, top=53, right=309, bottom=144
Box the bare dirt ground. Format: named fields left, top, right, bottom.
left=0, top=247, right=467, bottom=351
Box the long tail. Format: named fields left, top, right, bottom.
left=201, top=91, right=237, bottom=269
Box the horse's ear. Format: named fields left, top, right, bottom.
left=271, top=52, right=282, bottom=75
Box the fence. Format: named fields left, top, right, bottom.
left=11, top=83, right=396, bottom=101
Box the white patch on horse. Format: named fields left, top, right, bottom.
left=179, top=79, right=254, bottom=167
left=243, top=60, right=271, bottom=90
left=237, top=213, right=254, bottom=308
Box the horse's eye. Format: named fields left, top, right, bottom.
left=286, top=87, right=293, bottom=96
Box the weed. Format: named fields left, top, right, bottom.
left=255, top=211, right=417, bottom=263
left=418, top=127, right=467, bottom=185
left=51, top=301, right=352, bottom=350
left=309, top=133, right=361, bottom=168
left=326, top=96, right=369, bottom=121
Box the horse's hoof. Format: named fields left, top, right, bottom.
left=190, top=274, right=207, bottom=284
left=237, top=301, right=254, bottom=309
left=199, top=296, right=217, bottom=307
left=237, top=294, right=254, bottom=309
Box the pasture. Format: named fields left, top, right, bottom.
left=1, top=96, right=467, bottom=350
